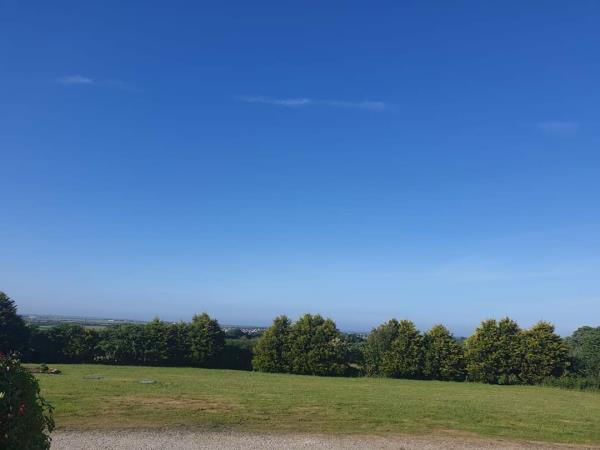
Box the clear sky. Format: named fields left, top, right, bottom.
left=1, top=1, right=599, bottom=335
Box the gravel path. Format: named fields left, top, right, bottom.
left=51, top=430, right=596, bottom=450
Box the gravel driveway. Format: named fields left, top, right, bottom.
left=51, top=430, right=596, bottom=450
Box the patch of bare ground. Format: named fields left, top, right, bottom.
left=109, top=396, right=237, bottom=413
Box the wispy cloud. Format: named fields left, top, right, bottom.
left=57, top=74, right=95, bottom=85
left=56, top=75, right=140, bottom=92
left=238, top=95, right=386, bottom=112
left=240, top=96, right=312, bottom=107
left=537, top=121, right=579, bottom=137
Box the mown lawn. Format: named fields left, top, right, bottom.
left=31, top=364, right=600, bottom=445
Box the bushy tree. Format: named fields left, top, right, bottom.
left=519, top=321, right=568, bottom=384
left=567, top=326, right=600, bottom=376
left=96, top=324, right=147, bottom=365
left=0, top=292, right=30, bottom=354
left=362, top=319, right=400, bottom=376
left=423, top=324, right=465, bottom=381
left=381, top=320, right=423, bottom=379
left=286, top=314, right=348, bottom=376
left=0, top=353, right=54, bottom=450
left=166, top=322, right=192, bottom=366
left=252, top=315, right=291, bottom=373
left=465, top=318, right=522, bottom=384
left=496, top=318, right=523, bottom=384
left=143, top=319, right=170, bottom=365
left=215, top=339, right=255, bottom=371
left=30, top=324, right=99, bottom=363
left=188, top=313, right=225, bottom=367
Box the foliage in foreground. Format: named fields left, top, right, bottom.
left=0, top=353, right=54, bottom=450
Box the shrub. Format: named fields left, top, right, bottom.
left=188, top=313, right=226, bottom=367
left=362, top=319, right=400, bottom=376
left=213, top=339, right=256, bottom=371
left=96, top=324, right=147, bottom=365
left=381, top=320, right=423, bottom=379
left=0, top=353, right=54, bottom=450
left=286, top=314, right=349, bottom=376
left=520, top=321, right=569, bottom=384
left=423, top=324, right=465, bottom=381
left=252, top=315, right=291, bottom=373
left=30, top=324, right=99, bottom=363
left=567, top=326, right=600, bottom=376
left=540, top=374, right=600, bottom=391
left=465, top=318, right=522, bottom=384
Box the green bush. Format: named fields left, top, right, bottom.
left=362, top=319, right=400, bottom=376
left=520, top=322, right=569, bottom=384
left=254, top=314, right=349, bottom=376
left=381, top=320, right=423, bottom=379
left=252, top=315, right=291, bottom=373
left=465, top=318, right=522, bottom=384
left=0, top=353, right=54, bottom=450
left=423, top=324, right=465, bottom=381
left=286, top=314, right=349, bottom=376
left=540, top=374, right=600, bottom=391
left=567, top=326, right=600, bottom=376
left=212, top=339, right=256, bottom=370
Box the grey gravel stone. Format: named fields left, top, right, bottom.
left=50, top=430, right=595, bottom=450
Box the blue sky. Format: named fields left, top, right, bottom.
left=1, top=1, right=599, bottom=335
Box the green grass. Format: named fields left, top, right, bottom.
left=32, top=364, right=600, bottom=444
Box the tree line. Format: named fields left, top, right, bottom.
left=1, top=292, right=599, bottom=387
left=253, top=315, right=571, bottom=384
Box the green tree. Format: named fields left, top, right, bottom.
left=286, top=314, right=348, bottom=376
left=44, top=324, right=99, bottom=363
left=166, top=322, right=192, bottom=366
left=567, top=326, right=600, bottom=376
left=188, top=313, right=225, bottom=367
left=362, top=319, right=400, bottom=376
left=143, top=318, right=170, bottom=365
left=252, top=315, right=291, bottom=373
left=381, top=320, right=423, bottom=379
left=97, top=324, right=146, bottom=365
left=423, top=324, right=465, bottom=381
left=496, top=318, right=523, bottom=384
left=0, top=292, right=30, bottom=354
left=519, top=321, right=568, bottom=384
left=465, top=318, right=522, bottom=384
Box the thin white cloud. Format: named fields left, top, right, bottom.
left=56, top=75, right=141, bottom=92
left=239, top=95, right=312, bottom=107
left=238, top=95, right=386, bottom=112
left=537, top=121, right=579, bottom=137
left=57, top=75, right=95, bottom=85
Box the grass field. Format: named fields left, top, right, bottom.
left=32, top=364, right=600, bottom=445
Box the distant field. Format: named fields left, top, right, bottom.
left=32, top=364, right=600, bottom=445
